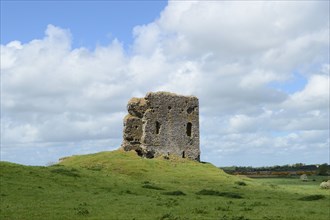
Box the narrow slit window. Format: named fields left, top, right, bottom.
left=156, top=121, right=160, bottom=134
left=186, top=122, right=192, bottom=137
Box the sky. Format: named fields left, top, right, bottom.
left=1, top=0, right=329, bottom=167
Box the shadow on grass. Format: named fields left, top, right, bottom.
left=142, top=184, right=164, bottom=190
left=196, top=189, right=243, bottom=199
left=50, top=168, right=80, bottom=177
left=298, top=194, right=325, bottom=201
left=235, top=181, right=247, bottom=186
left=162, top=191, right=186, bottom=196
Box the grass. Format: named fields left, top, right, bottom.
left=0, top=150, right=329, bottom=220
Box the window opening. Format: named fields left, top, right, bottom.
left=186, top=122, right=192, bottom=137
left=156, top=121, right=161, bottom=134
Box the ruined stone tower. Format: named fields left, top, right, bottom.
left=121, top=91, right=200, bottom=161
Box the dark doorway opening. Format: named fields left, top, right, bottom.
left=182, top=151, right=185, bottom=158
left=135, top=149, right=143, bottom=157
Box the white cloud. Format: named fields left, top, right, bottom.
left=1, top=25, right=131, bottom=158
left=285, top=74, right=329, bottom=110
left=1, top=1, right=329, bottom=166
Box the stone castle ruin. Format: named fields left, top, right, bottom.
left=121, top=92, right=200, bottom=161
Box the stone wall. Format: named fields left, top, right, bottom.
left=121, top=91, right=200, bottom=161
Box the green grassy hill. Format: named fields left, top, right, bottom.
left=1, top=150, right=329, bottom=220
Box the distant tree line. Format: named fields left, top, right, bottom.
left=221, top=163, right=330, bottom=176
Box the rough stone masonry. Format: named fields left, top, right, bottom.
left=121, top=91, right=200, bottom=161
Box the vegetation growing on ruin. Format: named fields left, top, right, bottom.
left=1, top=150, right=329, bottom=220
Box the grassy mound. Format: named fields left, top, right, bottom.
left=1, top=150, right=329, bottom=220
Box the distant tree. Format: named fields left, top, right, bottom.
left=294, top=163, right=305, bottom=167
left=318, top=163, right=329, bottom=176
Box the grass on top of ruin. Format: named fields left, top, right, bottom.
left=1, top=150, right=329, bottom=220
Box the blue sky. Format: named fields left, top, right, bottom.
left=1, top=1, right=167, bottom=48
left=1, top=1, right=329, bottom=167
left=269, top=72, right=307, bottom=94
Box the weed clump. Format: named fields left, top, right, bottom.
left=235, top=181, right=247, bottom=186
left=99, top=187, right=112, bottom=192
left=196, top=189, right=243, bottom=199
left=75, top=207, right=89, bottom=216
left=251, top=201, right=268, bottom=207
left=125, top=190, right=134, bottom=194
left=157, top=198, right=179, bottom=208
left=49, top=164, right=63, bottom=167
left=162, top=191, right=186, bottom=196
left=160, top=213, right=180, bottom=220
left=298, top=194, right=325, bottom=201
left=215, top=206, right=230, bottom=211
left=74, top=203, right=89, bottom=216
left=193, top=207, right=208, bottom=214
left=221, top=215, right=250, bottom=220
left=86, top=164, right=103, bottom=171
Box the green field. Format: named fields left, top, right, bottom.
left=1, top=150, right=329, bottom=220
